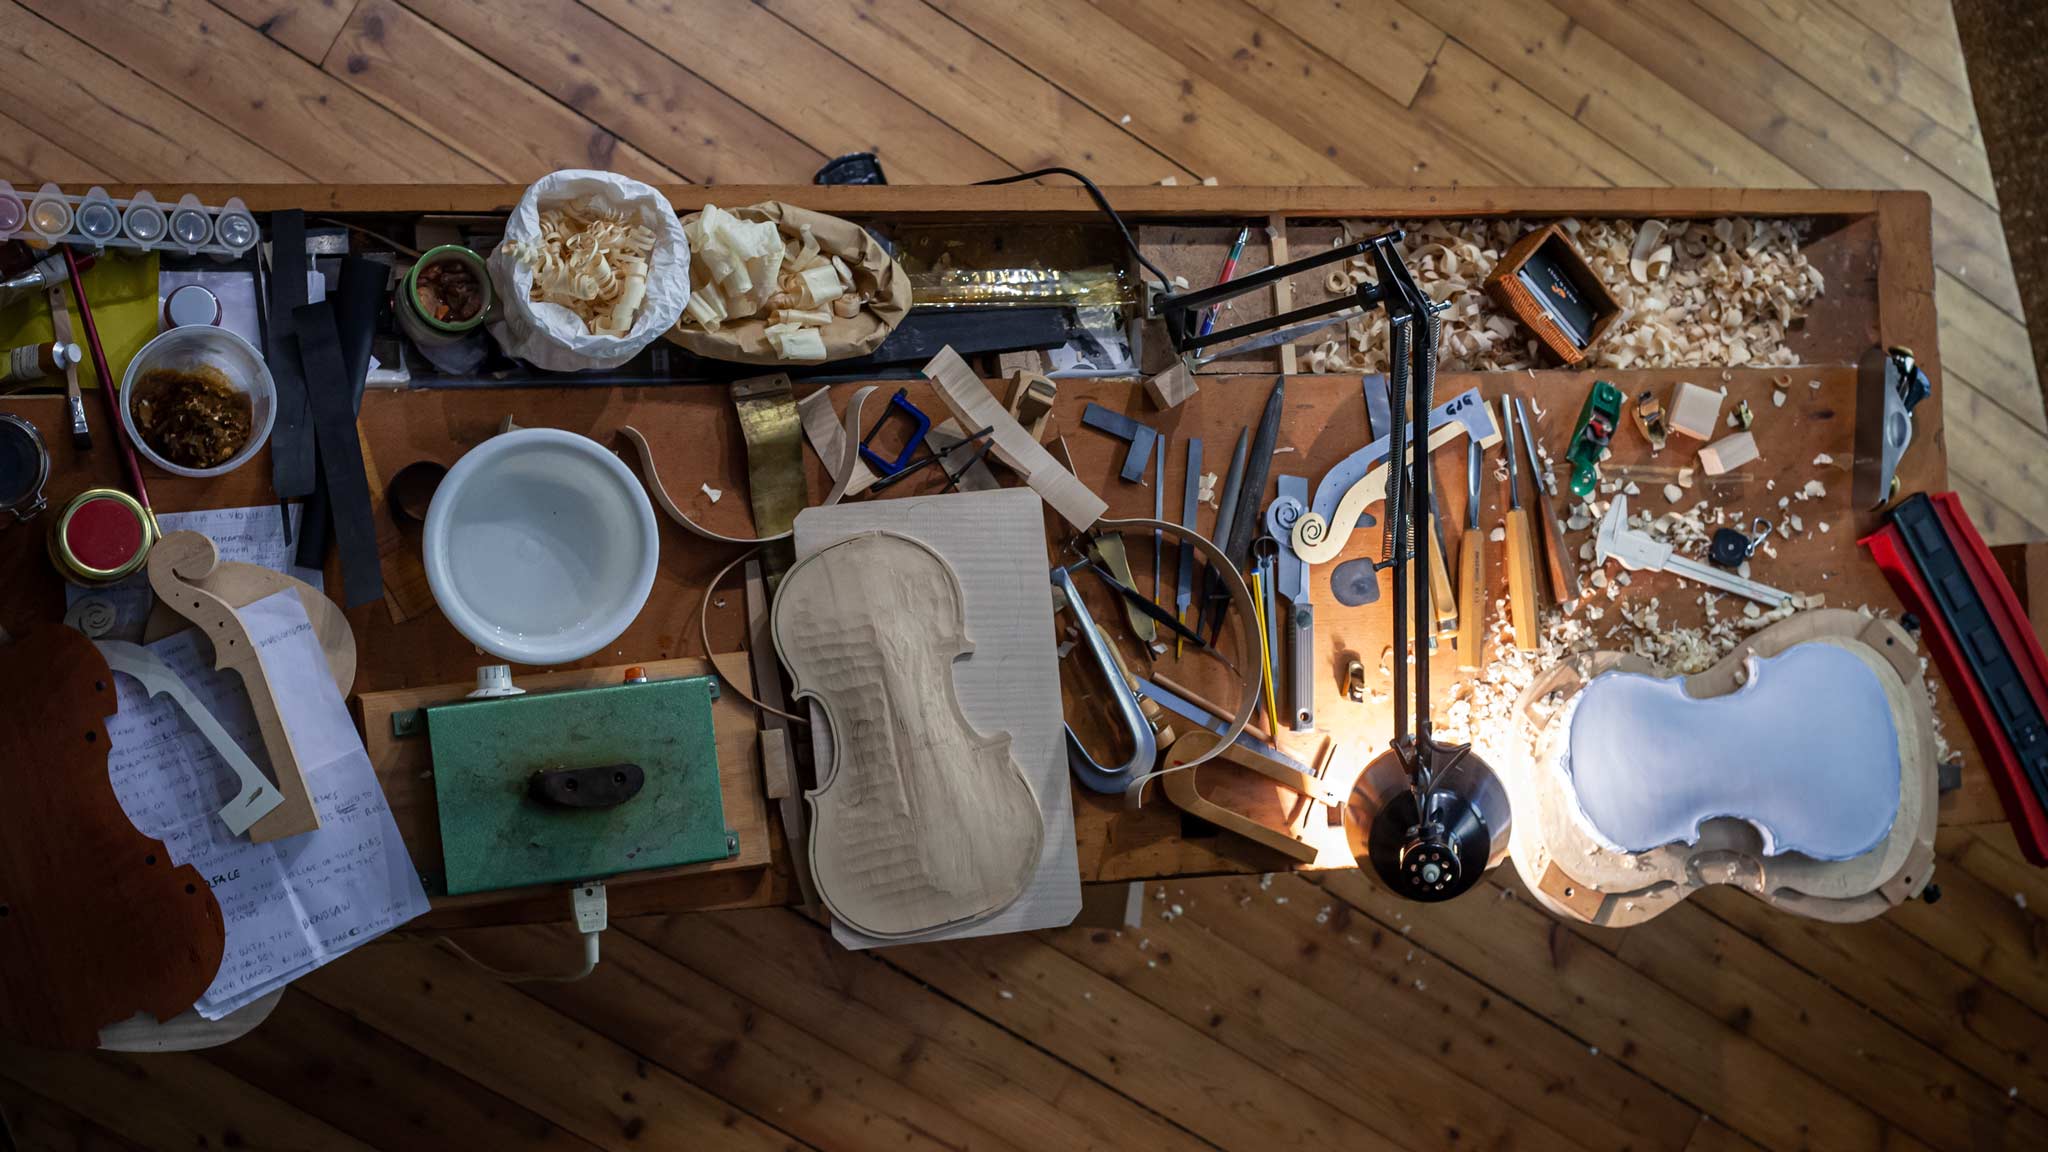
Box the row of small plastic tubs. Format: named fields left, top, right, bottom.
left=0, top=182, right=257, bottom=258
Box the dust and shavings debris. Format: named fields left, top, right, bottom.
left=1056, top=639, right=1077, bottom=659
left=1302, top=217, right=1821, bottom=374
left=998, top=989, right=1015, bottom=1000
left=1199, top=471, right=1219, bottom=506
left=701, top=483, right=722, bottom=503
left=1772, top=389, right=1787, bottom=407
left=1489, top=526, right=1507, bottom=543
left=1813, top=453, right=1834, bottom=466
left=2018, top=892, right=2030, bottom=911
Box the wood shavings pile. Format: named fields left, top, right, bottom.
left=680, top=204, right=870, bottom=361
left=1307, top=217, right=1823, bottom=374
left=503, top=204, right=654, bottom=336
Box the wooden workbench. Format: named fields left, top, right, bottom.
left=0, top=185, right=1982, bottom=931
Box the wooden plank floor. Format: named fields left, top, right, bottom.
left=2, top=3, right=2045, bottom=1150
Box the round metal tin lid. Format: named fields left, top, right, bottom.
left=164, top=283, right=222, bottom=329
left=54, top=489, right=153, bottom=580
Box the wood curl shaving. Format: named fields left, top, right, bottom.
left=680, top=205, right=874, bottom=361
left=1319, top=217, right=1823, bottom=373
left=503, top=204, right=654, bottom=337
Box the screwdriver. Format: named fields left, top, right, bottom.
left=1457, top=438, right=1486, bottom=668
left=1501, top=395, right=1540, bottom=652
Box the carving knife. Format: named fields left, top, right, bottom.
left=1512, top=394, right=1582, bottom=605
left=95, top=640, right=284, bottom=835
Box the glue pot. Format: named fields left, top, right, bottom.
left=49, top=488, right=156, bottom=586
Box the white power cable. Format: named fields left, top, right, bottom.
left=435, top=882, right=607, bottom=984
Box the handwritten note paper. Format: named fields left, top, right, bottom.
left=104, top=591, right=427, bottom=1019
left=66, top=505, right=322, bottom=642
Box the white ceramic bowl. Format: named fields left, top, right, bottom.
left=423, top=428, right=658, bottom=666
left=119, top=325, right=276, bottom=479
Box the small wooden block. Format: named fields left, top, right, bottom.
left=1667, top=381, right=1724, bottom=440
left=1143, top=361, right=1198, bottom=410
left=1537, top=860, right=1609, bottom=922
left=1698, top=430, right=1760, bottom=476
left=1007, top=371, right=1058, bottom=441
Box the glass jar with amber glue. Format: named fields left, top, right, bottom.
left=49, top=488, right=157, bottom=587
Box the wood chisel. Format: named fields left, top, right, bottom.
left=1198, top=428, right=1249, bottom=639
left=1153, top=436, right=1166, bottom=603
left=1176, top=438, right=1202, bottom=656
left=1210, top=377, right=1284, bottom=643
left=1513, top=394, right=1582, bottom=606
left=1427, top=493, right=1457, bottom=637
left=1457, top=439, right=1486, bottom=668
left=1501, top=395, right=1541, bottom=651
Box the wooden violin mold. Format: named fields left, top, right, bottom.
left=772, top=531, right=1042, bottom=939
left=147, top=530, right=323, bottom=842
left=1506, top=610, right=1937, bottom=926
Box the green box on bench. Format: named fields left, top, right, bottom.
left=429, top=676, right=733, bottom=895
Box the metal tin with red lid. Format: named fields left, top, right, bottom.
left=49, top=487, right=157, bottom=586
